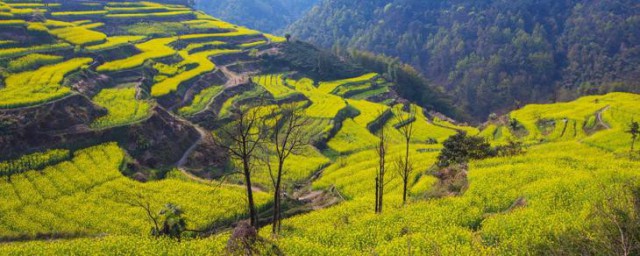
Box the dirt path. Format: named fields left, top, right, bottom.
left=172, top=64, right=267, bottom=193
left=185, top=65, right=249, bottom=117
left=596, top=105, right=611, bottom=129
left=175, top=132, right=267, bottom=195
left=178, top=167, right=266, bottom=193
left=220, top=66, right=247, bottom=88
left=176, top=125, right=208, bottom=168
left=178, top=168, right=211, bottom=183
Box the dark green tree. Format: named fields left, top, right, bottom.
left=628, top=120, right=639, bottom=151
left=509, top=118, right=521, bottom=131
left=153, top=203, right=187, bottom=241
left=438, top=132, right=495, bottom=167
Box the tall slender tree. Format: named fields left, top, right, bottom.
left=394, top=105, right=416, bottom=205
left=214, top=105, right=266, bottom=227
left=262, top=104, right=308, bottom=236
left=375, top=122, right=388, bottom=214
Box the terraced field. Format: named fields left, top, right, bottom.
left=0, top=57, right=92, bottom=108
left=151, top=49, right=241, bottom=97
left=1, top=0, right=639, bottom=255
left=0, top=143, right=269, bottom=239
left=97, top=38, right=177, bottom=72
left=489, top=92, right=640, bottom=151
left=254, top=73, right=300, bottom=100
left=178, top=85, right=223, bottom=116
left=265, top=142, right=640, bottom=255
left=91, top=88, right=152, bottom=128
left=290, top=77, right=348, bottom=118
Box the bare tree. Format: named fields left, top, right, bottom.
left=213, top=105, right=266, bottom=228
left=394, top=105, right=416, bottom=205
left=125, top=192, right=160, bottom=235
left=262, top=104, right=308, bottom=236
left=375, top=123, right=388, bottom=214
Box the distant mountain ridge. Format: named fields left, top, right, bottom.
left=286, top=0, right=640, bottom=118
left=195, top=0, right=318, bottom=32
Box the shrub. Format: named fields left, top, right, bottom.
left=151, top=203, right=187, bottom=240
left=437, top=132, right=495, bottom=167
left=495, top=139, right=525, bottom=157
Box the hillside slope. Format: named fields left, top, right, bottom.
left=1, top=1, right=640, bottom=255
left=287, top=0, right=640, bottom=119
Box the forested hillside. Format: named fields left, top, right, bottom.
left=287, top=0, right=640, bottom=119
left=195, top=0, right=317, bottom=32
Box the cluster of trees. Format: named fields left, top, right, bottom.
left=437, top=131, right=526, bottom=167
left=375, top=107, right=419, bottom=213
left=132, top=99, right=638, bottom=242
left=127, top=102, right=311, bottom=241
left=437, top=132, right=495, bottom=168
left=213, top=103, right=307, bottom=236
left=212, top=102, right=420, bottom=219
left=288, top=0, right=640, bottom=120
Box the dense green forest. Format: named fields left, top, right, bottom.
left=287, top=0, right=640, bottom=119
left=195, top=0, right=317, bottom=32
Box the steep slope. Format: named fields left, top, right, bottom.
left=0, top=0, right=457, bottom=241
left=287, top=0, right=640, bottom=119
left=195, top=0, right=318, bottom=32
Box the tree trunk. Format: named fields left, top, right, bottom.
left=272, top=162, right=283, bottom=235
left=271, top=186, right=279, bottom=235
left=376, top=128, right=386, bottom=214
left=243, top=158, right=257, bottom=227
left=379, top=166, right=384, bottom=213
left=403, top=138, right=410, bottom=205
left=378, top=140, right=385, bottom=213
left=403, top=178, right=408, bottom=204
left=375, top=176, right=379, bottom=213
